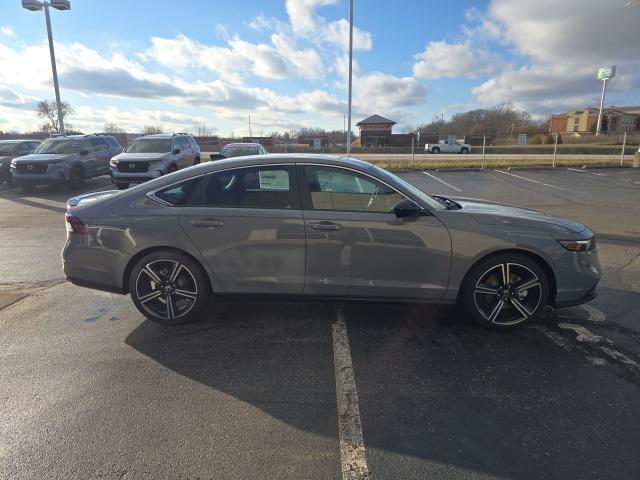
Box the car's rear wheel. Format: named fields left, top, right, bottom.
left=129, top=250, right=210, bottom=325
left=460, top=147, right=469, bottom=154
left=193, top=156, right=200, bottom=165
left=461, top=253, right=549, bottom=330
left=67, top=167, right=85, bottom=190
left=432, top=147, right=440, bottom=153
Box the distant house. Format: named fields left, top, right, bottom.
left=356, top=114, right=396, bottom=147
left=550, top=107, right=639, bottom=134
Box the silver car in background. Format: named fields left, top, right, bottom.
left=0, top=139, right=41, bottom=183
left=63, top=154, right=600, bottom=329
left=110, top=133, right=200, bottom=189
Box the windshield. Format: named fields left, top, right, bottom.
left=221, top=146, right=257, bottom=157
left=371, top=165, right=445, bottom=210
left=0, top=143, right=19, bottom=156
left=126, top=138, right=171, bottom=153
left=34, top=139, right=82, bottom=155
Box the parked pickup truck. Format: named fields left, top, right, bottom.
left=425, top=140, right=471, bottom=154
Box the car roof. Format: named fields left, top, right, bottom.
left=0, top=139, right=40, bottom=143
left=201, top=153, right=374, bottom=172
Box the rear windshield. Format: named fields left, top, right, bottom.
left=0, top=143, right=19, bottom=155
left=34, top=139, right=82, bottom=155
left=126, top=138, right=171, bottom=153
left=221, top=146, right=258, bottom=157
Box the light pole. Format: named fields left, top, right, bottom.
left=346, top=0, right=353, bottom=156
left=595, top=65, right=616, bottom=135
left=22, top=0, right=70, bottom=135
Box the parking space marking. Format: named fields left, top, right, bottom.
left=422, top=172, right=462, bottom=192
left=567, top=168, right=606, bottom=176
left=494, top=170, right=564, bottom=190
left=332, top=306, right=369, bottom=480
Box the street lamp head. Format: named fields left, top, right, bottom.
left=50, top=0, right=71, bottom=10
left=22, top=0, right=43, bottom=11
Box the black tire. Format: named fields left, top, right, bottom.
left=116, top=183, right=129, bottom=190
left=129, top=250, right=211, bottom=325
left=193, top=156, right=200, bottom=165
left=20, top=184, right=36, bottom=193
left=461, top=253, right=549, bottom=330
left=460, top=147, right=469, bottom=154
left=167, top=164, right=178, bottom=175
left=67, top=167, right=85, bottom=191
left=432, top=147, right=440, bottom=154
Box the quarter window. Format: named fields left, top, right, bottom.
left=304, top=166, right=404, bottom=213
left=190, top=166, right=296, bottom=209
left=155, top=178, right=200, bottom=206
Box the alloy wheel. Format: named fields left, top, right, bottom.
left=135, top=259, right=199, bottom=320
left=473, top=262, right=542, bottom=326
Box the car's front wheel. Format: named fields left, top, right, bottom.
left=115, top=183, right=129, bottom=190
left=129, top=250, right=211, bottom=325
left=67, top=167, right=85, bottom=190
left=432, top=147, right=440, bottom=154
left=461, top=253, right=549, bottom=329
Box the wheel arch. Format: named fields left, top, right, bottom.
left=122, top=246, right=213, bottom=295
left=457, top=248, right=557, bottom=303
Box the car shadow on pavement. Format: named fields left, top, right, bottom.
left=125, top=298, right=640, bottom=480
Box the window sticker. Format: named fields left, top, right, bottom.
left=258, top=170, right=289, bottom=190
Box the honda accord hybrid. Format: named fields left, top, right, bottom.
left=62, top=154, right=600, bottom=329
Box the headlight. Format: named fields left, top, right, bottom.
left=10, top=159, right=17, bottom=168
left=110, top=159, right=119, bottom=167
left=557, top=238, right=593, bottom=252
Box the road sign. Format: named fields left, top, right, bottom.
left=518, top=133, right=527, bottom=145
left=313, top=138, right=321, bottom=150
left=597, top=65, right=616, bottom=80
left=447, top=135, right=456, bottom=145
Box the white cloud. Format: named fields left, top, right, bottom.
left=0, top=26, right=15, bottom=38
left=285, top=0, right=373, bottom=50
left=144, top=33, right=324, bottom=81
left=412, top=40, right=502, bottom=79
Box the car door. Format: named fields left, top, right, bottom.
left=299, top=164, right=451, bottom=299
left=178, top=164, right=306, bottom=294
left=180, top=137, right=194, bottom=165
left=90, top=138, right=111, bottom=174
left=79, top=139, right=97, bottom=176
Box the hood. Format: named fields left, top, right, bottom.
left=450, top=197, right=588, bottom=236
left=114, top=152, right=169, bottom=161
left=67, top=190, right=121, bottom=208
left=13, top=153, right=74, bottom=163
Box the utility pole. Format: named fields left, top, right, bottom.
left=248, top=115, right=252, bottom=141
left=346, top=0, right=353, bottom=156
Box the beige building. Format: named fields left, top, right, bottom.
left=551, top=107, right=640, bottom=134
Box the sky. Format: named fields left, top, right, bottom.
left=0, top=0, right=639, bottom=136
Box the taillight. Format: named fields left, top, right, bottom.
left=65, top=214, right=87, bottom=235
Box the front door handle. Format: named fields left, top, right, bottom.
left=309, top=221, right=341, bottom=232
left=190, top=219, right=224, bottom=228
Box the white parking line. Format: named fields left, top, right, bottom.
left=332, top=306, right=369, bottom=480
left=422, top=172, right=462, bottom=192
left=494, top=170, right=564, bottom=190
left=567, top=168, right=606, bottom=177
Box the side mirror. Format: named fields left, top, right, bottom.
left=79, top=149, right=89, bottom=156
left=393, top=198, right=423, bottom=218
left=173, top=148, right=181, bottom=154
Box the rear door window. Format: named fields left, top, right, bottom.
left=154, top=178, right=201, bottom=206
left=188, top=166, right=298, bottom=209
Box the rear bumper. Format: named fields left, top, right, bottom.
left=66, top=275, right=126, bottom=294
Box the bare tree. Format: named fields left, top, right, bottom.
left=35, top=100, right=73, bottom=133
left=142, top=125, right=163, bottom=135
left=103, top=123, right=126, bottom=134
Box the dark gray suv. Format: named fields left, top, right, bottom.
left=109, top=133, right=200, bottom=189
left=11, top=134, right=121, bottom=191
left=0, top=139, right=41, bottom=183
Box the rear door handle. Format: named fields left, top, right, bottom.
left=309, top=221, right=341, bottom=232
left=190, top=219, right=224, bottom=228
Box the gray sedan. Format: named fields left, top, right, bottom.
left=62, top=154, right=600, bottom=329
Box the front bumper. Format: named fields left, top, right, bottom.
left=11, top=170, right=69, bottom=185
left=110, top=168, right=162, bottom=185
left=552, top=247, right=601, bottom=307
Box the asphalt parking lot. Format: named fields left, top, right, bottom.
left=1, top=166, right=639, bottom=479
